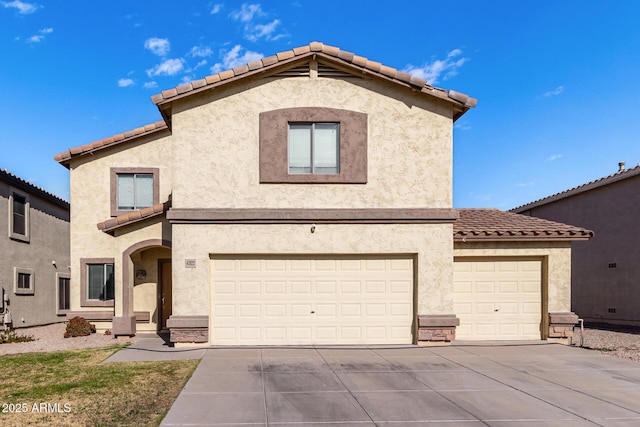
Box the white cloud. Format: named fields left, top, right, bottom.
left=210, top=44, right=263, bottom=74
left=143, top=81, right=158, bottom=89
left=402, top=48, right=468, bottom=84
left=2, top=0, right=39, bottom=14
left=230, top=3, right=263, bottom=22
left=545, top=154, right=563, bottom=162
left=146, top=58, right=185, bottom=77
left=515, top=182, right=535, bottom=187
left=454, top=122, right=471, bottom=131
left=189, top=45, right=213, bottom=58
left=246, top=18, right=280, bottom=41
left=210, top=4, right=222, bottom=14
left=118, top=78, right=134, bottom=87
left=144, top=37, right=170, bottom=57
left=26, top=27, right=52, bottom=43
left=542, top=85, right=564, bottom=97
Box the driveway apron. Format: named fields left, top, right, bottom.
left=160, top=342, right=640, bottom=426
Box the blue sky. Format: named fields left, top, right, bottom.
left=2, top=1, right=639, bottom=208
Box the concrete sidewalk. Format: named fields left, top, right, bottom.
left=103, top=333, right=206, bottom=362
left=156, top=341, right=640, bottom=426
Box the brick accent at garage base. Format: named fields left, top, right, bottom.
left=418, top=315, right=460, bottom=343
left=166, top=315, right=209, bottom=343
left=548, top=312, right=579, bottom=338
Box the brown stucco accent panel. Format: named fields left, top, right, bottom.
left=110, top=167, right=160, bottom=217
left=259, top=107, right=367, bottom=184
left=167, top=208, right=458, bottom=224
left=80, top=258, right=115, bottom=307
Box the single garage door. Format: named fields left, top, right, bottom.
left=453, top=258, right=542, bottom=340
left=210, top=256, right=414, bottom=345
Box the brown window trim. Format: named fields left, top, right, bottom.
left=8, top=186, right=30, bottom=243
left=80, top=258, right=115, bottom=307
left=110, top=168, right=159, bottom=217
left=259, top=107, right=367, bottom=184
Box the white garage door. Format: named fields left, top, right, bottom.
left=453, top=258, right=542, bottom=340
left=210, top=256, right=414, bottom=345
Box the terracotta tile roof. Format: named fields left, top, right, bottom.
left=0, top=168, right=69, bottom=208
left=55, top=42, right=476, bottom=167
left=54, top=121, right=168, bottom=167
left=151, top=41, right=477, bottom=115
left=97, top=199, right=171, bottom=234
left=454, top=208, right=593, bottom=241
left=511, top=163, right=640, bottom=213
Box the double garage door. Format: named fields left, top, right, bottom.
left=210, top=256, right=414, bottom=345
left=453, top=258, right=542, bottom=340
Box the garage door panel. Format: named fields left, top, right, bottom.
left=454, top=259, right=542, bottom=340
left=211, top=257, right=413, bottom=345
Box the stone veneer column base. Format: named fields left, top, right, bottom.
left=548, top=312, right=579, bottom=344
left=417, top=314, right=460, bottom=345
left=167, top=315, right=209, bottom=343
left=112, top=316, right=136, bottom=336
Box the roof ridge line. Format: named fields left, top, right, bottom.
left=0, top=168, right=69, bottom=206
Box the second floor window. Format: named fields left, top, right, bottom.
left=12, top=193, right=27, bottom=235
left=288, top=123, right=339, bottom=174
left=117, top=173, right=153, bottom=211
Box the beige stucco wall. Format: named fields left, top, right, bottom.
left=171, top=223, right=453, bottom=320
left=454, top=241, right=573, bottom=312
left=67, top=133, right=172, bottom=315
left=170, top=74, right=454, bottom=210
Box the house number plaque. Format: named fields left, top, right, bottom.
left=185, top=259, right=196, bottom=268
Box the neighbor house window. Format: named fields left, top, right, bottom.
left=57, top=274, right=70, bottom=314
left=80, top=258, right=115, bottom=307
left=14, top=267, right=34, bottom=295
left=289, top=123, right=339, bottom=174
left=110, top=168, right=159, bottom=216
left=8, top=188, right=30, bottom=242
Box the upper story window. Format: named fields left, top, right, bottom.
left=8, top=188, right=29, bottom=242
left=260, top=107, right=367, bottom=184
left=117, top=173, right=153, bottom=210
left=110, top=168, right=159, bottom=217
left=289, top=123, right=339, bottom=174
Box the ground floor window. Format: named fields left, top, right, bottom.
left=81, top=258, right=115, bottom=307
left=14, top=267, right=34, bottom=295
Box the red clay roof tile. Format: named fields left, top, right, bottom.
left=97, top=200, right=171, bottom=234
left=454, top=208, right=593, bottom=241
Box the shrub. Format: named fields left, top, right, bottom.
left=64, top=316, right=96, bottom=338
left=0, top=328, right=35, bottom=344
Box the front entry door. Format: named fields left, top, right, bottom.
left=159, top=260, right=172, bottom=330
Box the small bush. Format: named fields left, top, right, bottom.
left=0, top=328, right=35, bottom=344
left=64, top=316, right=96, bottom=338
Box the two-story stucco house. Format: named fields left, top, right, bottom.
left=54, top=42, right=592, bottom=345
left=1, top=169, right=70, bottom=328
left=512, top=162, right=640, bottom=328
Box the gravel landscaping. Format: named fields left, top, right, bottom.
left=0, top=323, right=135, bottom=356
left=571, top=325, right=640, bottom=362
left=1, top=323, right=639, bottom=363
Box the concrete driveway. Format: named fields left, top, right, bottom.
left=160, top=342, right=640, bottom=426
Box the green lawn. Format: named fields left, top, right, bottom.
left=0, top=346, right=198, bottom=427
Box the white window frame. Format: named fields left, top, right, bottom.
left=56, top=273, right=71, bottom=315
left=8, top=187, right=30, bottom=242
left=14, top=267, right=34, bottom=295
left=288, top=122, right=340, bottom=175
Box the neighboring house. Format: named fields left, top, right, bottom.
left=512, top=162, right=640, bottom=328
left=1, top=169, right=70, bottom=329
left=54, top=42, right=592, bottom=345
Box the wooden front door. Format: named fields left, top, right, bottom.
left=159, top=260, right=172, bottom=330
